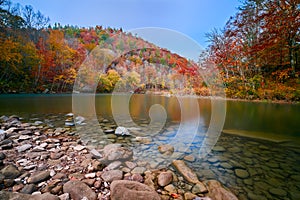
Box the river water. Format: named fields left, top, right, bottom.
left=0, top=94, right=299, bottom=199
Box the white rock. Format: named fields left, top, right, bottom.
left=65, top=113, right=74, bottom=117
left=18, top=135, right=31, bottom=141
left=85, top=172, right=96, bottom=179
left=75, top=116, right=85, bottom=125
left=0, top=129, right=6, bottom=141
left=73, top=145, right=86, bottom=151
left=115, top=126, right=131, bottom=136
left=16, top=144, right=32, bottom=152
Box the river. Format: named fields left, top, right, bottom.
left=0, top=94, right=299, bottom=199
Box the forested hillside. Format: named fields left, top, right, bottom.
left=0, top=0, right=299, bottom=102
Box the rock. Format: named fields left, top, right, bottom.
left=16, top=144, right=32, bottom=152
left=164, top=184, right=177, bottom=194
left=73, top=145, right=85, bottom=151
left=192, top=182, right=208, bottom=194
left=125, top=161, right=137, bottom=169
left=131, top=173, right=144, bottom=182
left=158, top=144, right=174, bottom=155
left=234, top=169, right=249, bottom=179
left=269, top=188, right=287, bottom=197
left=18, top=135, right=31, bottom=141
left=158, top=171, right=173, bottom=187
left=104, top=161, right=122, bottom=171
left=0, top=139, right=13, bottom=149
left=27, top=171, right=51, bottom=184
left=63, top=180, right=96, bottom=200
left=90, top=149, right=102, bottom=159
left=20, top=183, right=37, bottom=194
left=1, top=164, right=21, bottom=179
left=50, top=152, right=64, bottom=160
left=212, top=146, right=226, bottom=152
left=0, top=129, right=5, bottom=141
left=206, top=180, right=238, bottom=200
left=115, top=126, right=131, bottom=136
left=101, top=170, right=123, bottom=182
left=0, top=191, right=59, bottom=200
left=75, top=116, right=85, bottom=125
left=84, top=172, right=96, bottom=179
left=184, top=192, right=198, bottom=200
left=131, top=166, right=146, bottom=174
left=219, top=162, right=233, bottom=169
left=0, top=152, right=6, bottom=160
left=110, top=180, right=160, bottom=200
left=184, top=155, right=195, bottom=162
left=136, top=136, right=152, bottom=144
left=59, top=193, right=70, bottom=200
left=103, top=144, right=133, bottom=161
left=172, top=160, right=199, bottom=184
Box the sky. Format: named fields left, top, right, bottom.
left=12, top=0, right=240, bottom=60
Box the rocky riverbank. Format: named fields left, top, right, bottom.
left=0, top=115, right=238, bottom=200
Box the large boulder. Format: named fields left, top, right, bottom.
left=63, top=180, right=96, bottom=200
left=110, top=180, right=161, bottom=200
left=0, top=191, right=59, bottom=200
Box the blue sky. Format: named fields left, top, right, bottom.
left=12, top=0, right=240, bottom=60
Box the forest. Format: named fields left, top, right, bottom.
left=0, top=0, right=299, bottom=102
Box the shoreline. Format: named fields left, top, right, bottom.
left=0, top=115, right=239, bottom=200
left=0, top=92, right=299, bottom=105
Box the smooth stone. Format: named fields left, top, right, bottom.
left=269, top=188, right=287, bottom=197
left=135, top=136, right=152, bottom=144
left=84, top=172, right=96, bottom=179
left=18, top=135, right=31, bottom=141
left=207, top=158, right=219, bottom=163
left=158, top=144, right=174, bottom=155
left=212, top=146, right=226, bottom=152
left=101, top=170, right=123, bottom=182
left=115, top=126, right=130, bottom=136
left=219, top=162, right=233, bottom=169
left=63, top=180, right=96, bottom=200
left=172, top=160, right=199, bottom=184
left=125, top=161, right=137, bottom=169
left=234, top=169, right=249, bottom=179
left=164, top=184, right=177, bottom=194
left=103, top=144, right=133, bottom=161
left=228, top=147, right=241, bottom=153
left=206, top=180, right=238, bottom=200
left=73, top=145, right=85, bottom=151
left=192, top=182, right=208, bottom=194
left=104, top=161, right=122, bottom=171
left=184, top=192, right=198, bottom=200
left=131, top=167, right=146, bottom=174
left=0, top=129, right=6, bottom=141
left=247, top=192, right=268, bottom=200
left=27, top=171, right=50, bottom=184
left=16, top=144, right=32, bottom=152
left=1, top=164, right=21, bottom=179
left=110, top=180, right=160, bottom=200
left=184, top=155, right=195, bottom=162
left=90, top=149, right=102, bottom=159
left=157, top=171, right=173, bottom=187
left=0, top=191, right=59, bottom=200
left=0, top=152, right=5, bottom=160
left=20, top=184, right=37, bottom=194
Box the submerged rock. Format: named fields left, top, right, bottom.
left=172, top=160, right=199, bottom=184
left=115, top=126, right=131, bottom=136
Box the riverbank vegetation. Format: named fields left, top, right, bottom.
left=0, top=0, right=299, bottom=102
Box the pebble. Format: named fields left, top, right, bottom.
left=16, top=144, right=32, bottom=152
